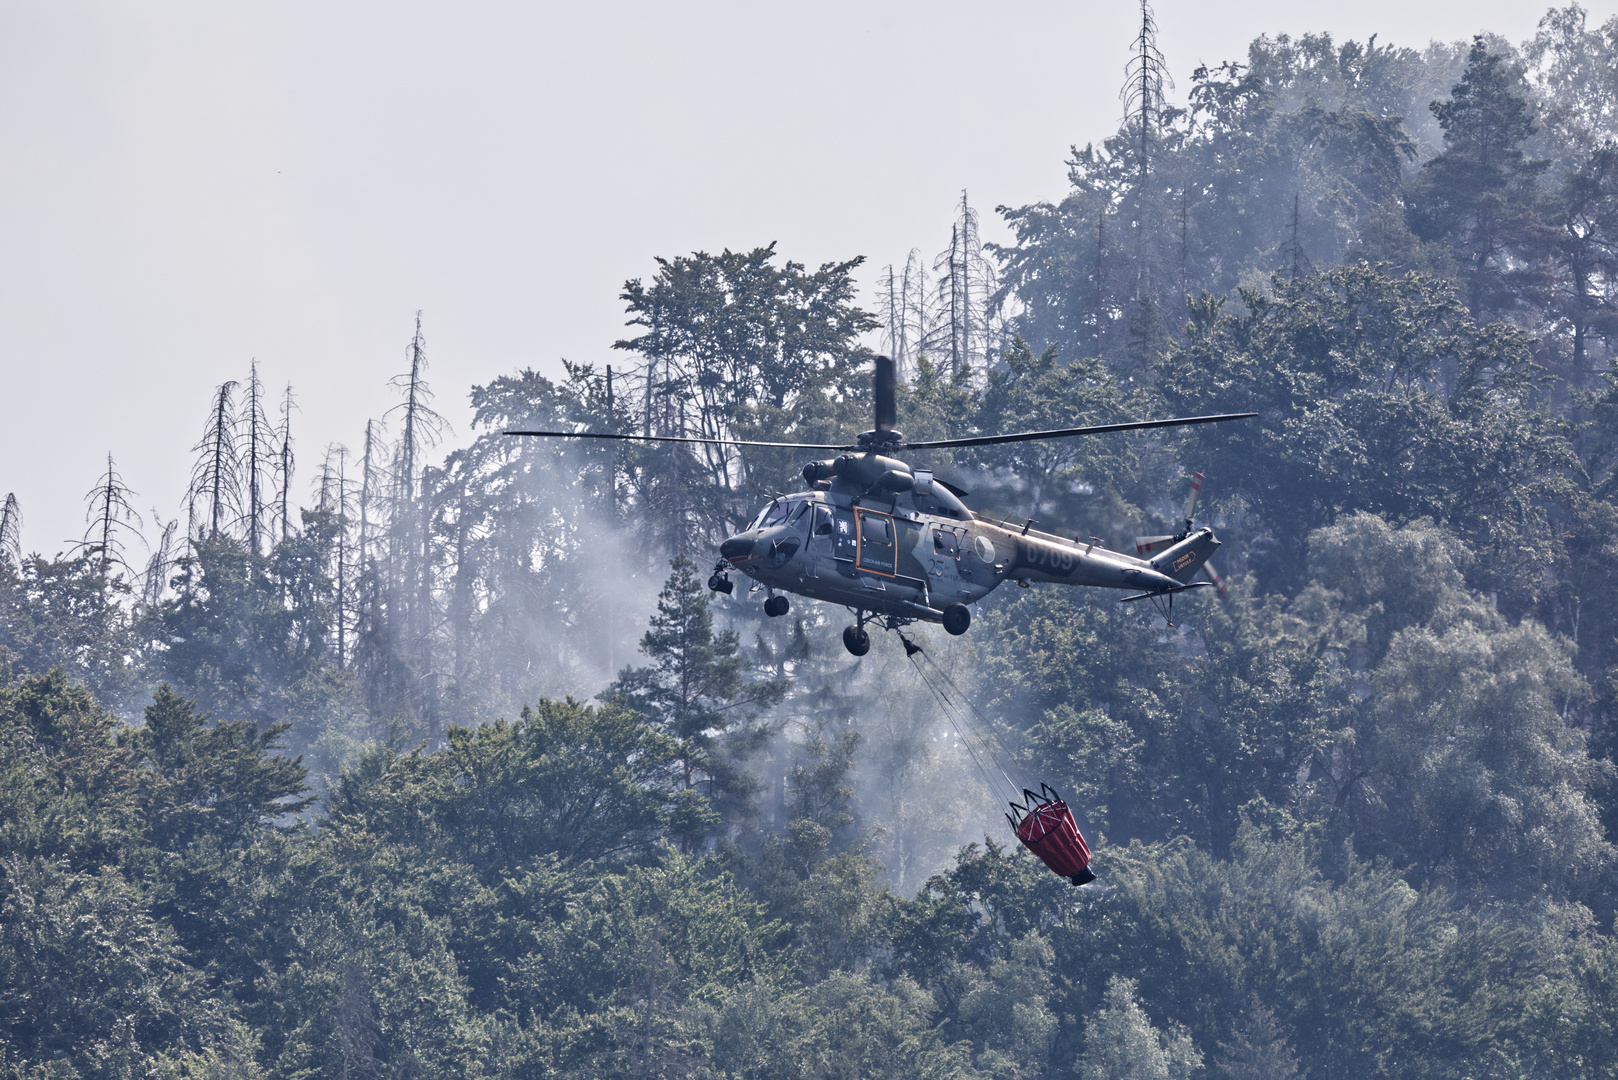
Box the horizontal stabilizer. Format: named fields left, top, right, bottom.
left=1118, top=581, right=1214, bottom=603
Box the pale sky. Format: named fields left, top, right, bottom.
left=2, top=1, right=1608, bottom=557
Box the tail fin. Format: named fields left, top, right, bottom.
left=1148, top=528, right=1220, bottom=584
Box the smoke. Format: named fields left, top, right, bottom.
left=715, top=592, right=1007, bottom=890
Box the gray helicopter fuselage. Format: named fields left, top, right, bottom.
left=718, top=451, right=1211, bottom=624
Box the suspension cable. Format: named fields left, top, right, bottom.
left=903, top=643, right=1021, bottom=807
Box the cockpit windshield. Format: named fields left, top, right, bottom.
left=756, top=501, right=791, bottom=530
left=753, top=498, right=813, bottom=531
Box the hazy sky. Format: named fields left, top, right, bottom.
left=2, top=1, right=1611, bottom=557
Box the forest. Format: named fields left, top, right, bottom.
left=4, top=6, right=1618, bottom=1078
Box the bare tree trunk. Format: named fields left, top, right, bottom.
left=278, top=383, right=296, bottom=544
left=949, top=222, right=960, bottom=379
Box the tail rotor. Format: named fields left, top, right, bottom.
left=1132, top=471, right=1205, bottom=556
left=1181, top=471, right=1204, bottom=534
left=1135, top=471, right=1229, bottom=597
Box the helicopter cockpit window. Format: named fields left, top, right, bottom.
left=812, top=505, right=833, bottom=535
left=787, top=501, right=811, bottom=526
left=759, top=502, right=791, bottom=530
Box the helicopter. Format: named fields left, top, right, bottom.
left=507, top=357, right=1254, bottom=655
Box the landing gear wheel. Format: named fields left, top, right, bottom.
left=842, top=624, right=871, bottom=656
left=764, top=595, right=790, bottom=618
left=942, top=603, right=971, bottom=636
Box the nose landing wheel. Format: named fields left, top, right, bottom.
left=842, top=623, right=871, bottom=656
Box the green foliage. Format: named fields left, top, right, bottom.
left=604, top=556, right=783, bottom=836
left=326, top=697, right=694, bottom=872
left=0, top=553, right=144, bottom=716
left=1079, top=976, right=1200, bottom=1080
left=1158, top=264, right=1576, bottom=604
left=1408, top=38, right=1548, bottom=319
left=0, top=858, right=208, bottom=1080
left=11, top=18, right=1618, bottom=1079
left=126, top=685, right=312, bottom=854
left=0, top=671, right=135, bottom=865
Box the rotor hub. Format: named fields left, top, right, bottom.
left=856, top=429, right=905, bottom=452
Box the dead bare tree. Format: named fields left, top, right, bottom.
left=276, top=382, right=298, bottom=544
left=1121, top=0, right=1173, bottom=298
left=387, top=313, right=447, bottom=507
left=82, top=453, right=143, bottom=575
left=1122, top=0, right=1172, bottom=198
left=384, top=313, right=449, bottom=737
left=320, top=444, right=355, bottom=667
left=1, top=493, right=21, bottom=566
left=240, top=361, right=275, bottom=554
left=141, top=517, right=178, bottom=607
left=932, top=192, right=1002, bottom=377
left=189, top=381, right=241, bottom=539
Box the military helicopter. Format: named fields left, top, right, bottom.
left=507, top=358, right=1253, bottom=655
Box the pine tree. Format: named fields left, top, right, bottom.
left=1080, top=976, right=1201, bottom=1080
left=900, top=247, right=933, bottom=371
left=1214, top=1003, right=1299, bottom=1080
left=602, top=556, right=783, bottom=840
left=1408, top=37, right=1548, bottom=319
left=381, top=315, right=448, bottom=734
left=1548, top=142, right=1618, bottom=375
left=319, top=445, right=356, bottom=667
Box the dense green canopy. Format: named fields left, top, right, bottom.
left=6, top=10, right=1618, bottom=1078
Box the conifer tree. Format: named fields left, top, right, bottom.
left=603, top=556, right=783, bottom=839
left=1081, top=976, right=1201, bottom=1080
left=1408, top=38, right=1548, bottom=319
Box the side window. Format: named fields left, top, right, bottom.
left=787, top=501, right=810, bottom=525
left=855, top=509, right=897, bottom=574
left=934, top=528, right=960, bottom=557
left=812, top=505, right=834, bottom=535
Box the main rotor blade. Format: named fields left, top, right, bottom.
left=874, top=355, right=897, bottom=433
left=1182, top=471, right=1205, bottom=525
left=902, top=412, right=1258, bottom=450
left=503, top=429, right=848, bottom=450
